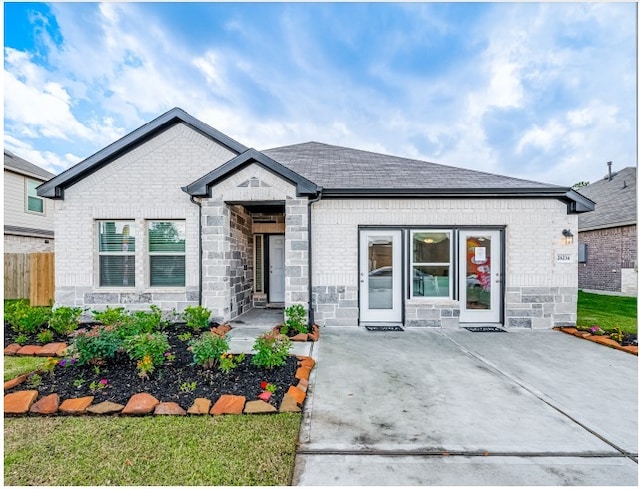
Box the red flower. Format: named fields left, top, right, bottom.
left=260, top=381, right=268, bottom=390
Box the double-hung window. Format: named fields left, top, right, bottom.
left=148, top=221, right=186, bottom=287
left=26, top=179, right=44, bottom=213
left=98, top=221, right=135, bottom=287
left=411, top=230, right=452, bottom=298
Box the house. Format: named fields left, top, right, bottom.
left=4, top=150, right=55, bottom=253
left=577, top=165, right=637, bottom=296
left=38, top=108, right=594, bottom=329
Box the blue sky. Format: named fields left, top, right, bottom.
left=3, top=2, right=637, bottom=187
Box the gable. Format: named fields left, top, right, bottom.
left=37, top=107, right=247, bottom=199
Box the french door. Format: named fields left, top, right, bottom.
left=359, top=230, right=402, bottom=323
left=458, top=230, right=502, bottom=323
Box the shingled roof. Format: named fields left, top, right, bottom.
left=262, top=142, right=590, bottom=204
left=577, top=166, right=636, bottom=231
left=4, top=150, right=55, bottom=181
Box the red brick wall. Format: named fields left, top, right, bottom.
left=578, top=224, right=637, bottom=292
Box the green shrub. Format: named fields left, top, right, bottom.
left=71, top=327, right=122, bottom=365
left=251, top=333, right=292, bottom=369
left=14, top=333, right=29, bottom=345
left=36, top=329, right=54, bottom=344
left=183, top=305, right=211, bottom=331
left=190, top=331, right=229, bottom=369
left=283, top=304, right=308, bottom=335
left=92, top=306, right=129, bottom=327
left=116, top=306, right=165, bottom=339
left=5, top=301, right=51, bottom=334
left=124, top=332, right=170, bottom=367
left=49, top=306, right=83, bottom=335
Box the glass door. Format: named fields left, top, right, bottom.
left=458, top=230, right=502, bottom=323
left=359, top=229, right=402, bottom=323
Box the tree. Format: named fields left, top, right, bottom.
left=572, top=181, right=590, bottom=190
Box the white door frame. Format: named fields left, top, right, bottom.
left=268, top=234, right=285, bottom=303
left=359, top=229, right=403, bottom=323
left=458, top=229, right=502, bottom=323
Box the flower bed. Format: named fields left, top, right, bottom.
left=4, top=304, right=316, bottom=416
left=554, top=326, right=638, bottom=355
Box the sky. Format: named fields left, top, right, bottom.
left=3, top=1, right=637, bottom=187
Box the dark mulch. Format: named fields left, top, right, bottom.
left=5, top=323, right=299, bottom=411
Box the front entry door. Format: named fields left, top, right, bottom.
left=459, top=230, right=502, bottom=323
left=359, top=230, right=402, bottom=323
left=268, top=235, right=285, bottom=303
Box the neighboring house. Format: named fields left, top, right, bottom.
left=577, top=166, right=637, bottom=296
left=38, top=108, right=594, bottom=329
left=4, top=150, right=55, bottom=253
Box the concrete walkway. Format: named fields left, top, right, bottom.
left=293, top=327, right=638, bottom=485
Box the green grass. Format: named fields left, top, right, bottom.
left=4, top=414, right=302, bottom=485
left=577, top=290, right=637, bottom=334
left=3, top=356, right=48, bottom=381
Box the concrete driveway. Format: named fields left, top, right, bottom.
left=293, top=328, right=638, bottom=485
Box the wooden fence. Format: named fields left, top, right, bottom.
left=4, top=252, right=55, bottom=306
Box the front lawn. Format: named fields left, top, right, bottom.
left=577, top=290, right=637, bottom=334
left=4, top=414, right=301, bottom=485
left=3, top=356, right=47, bottom=381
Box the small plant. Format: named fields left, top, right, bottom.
left=70, top=326, right=123, bottom=365
left=190, top=331, right=229, bottom=369
left=177, top=332, right=192, bottom=342
left=260, top=381, right=277, bottom=393
left=73, top=378, right=85, bottom=388
left=124, top=332, right=171, bottom=367
left=93, top=365, right=102, bottom=375
left=589, top=325, right=606, bottom=336
left=136, top=355, right=155, bottom=379
left=14, top=333, right=29, bottom=345
left=164, top=351, right=176, bottom=363
left=27, top=373, right=42, bottom=388
left=92, top=306, right=129, bottom=328
left=58, top=358, right=77, bottom=368
left=5, top=301, right=51, bottom=334
left=49, top=306, right=83, bottom=335
left=610, top=327, right=625, bottom=343
left=251, top=332, right=292, bottom=369
left=284, top=304, right=308, bottom=334
left=43, top=357, right=59, bottom=377
left=183, top=305, right=211, bottom=331
left=119, top=305, right=166, bottom=338
left=36, top=329, right=54, bottom=344
left=180, top=381, right=197, bottom=393
left=89, top=378, right=109, bottom=392
left=219, top=352, right=245, bottom=374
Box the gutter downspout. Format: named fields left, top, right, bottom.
left=187, top=194, right=203, bottom=306
left=307, top=188, right=323, bottom=326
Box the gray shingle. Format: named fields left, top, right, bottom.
left=4, top=150, right=56, bottom=180
left=262, top=142, right=565, bottom=191
left=577, top=166, right=636, bottom=230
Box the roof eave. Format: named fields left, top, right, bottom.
left=185, top=148, right=320, bottom=198
left=37, top=107, right=249, bottom=199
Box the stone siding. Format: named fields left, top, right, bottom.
left=229, top=205, right=253, bottom=317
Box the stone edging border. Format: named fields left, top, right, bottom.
left=273, top=324, right=320, bottom=342
left=554, top=327, right=638, bottom=356
left=4, top=353, right=315, bottom=416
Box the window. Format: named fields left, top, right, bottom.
left=27, top=179, right=44, bottom=213
left=411, top=230, right=452, bottom=298
left=98, top=221, right=135, bottom=287
left=148, top=221, right=186, bottom=287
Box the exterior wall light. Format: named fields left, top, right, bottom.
left=562, top=229, right=574, bottom=245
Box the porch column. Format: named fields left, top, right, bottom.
left=201, top=199, right=231, bottom=323
left=285, top=197, right=309, bottom=319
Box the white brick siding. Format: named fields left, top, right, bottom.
left=311, top=198, right=578, bottom=328
left=54, top=123, right=235, bottom=310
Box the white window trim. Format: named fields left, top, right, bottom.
left=146, top=220, right=186, bottom=289
left=96, top=220, right=136, bottom=289
left=410, top=229, right=453, bottom=299
left=25, top=178, right=45, bottom=215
